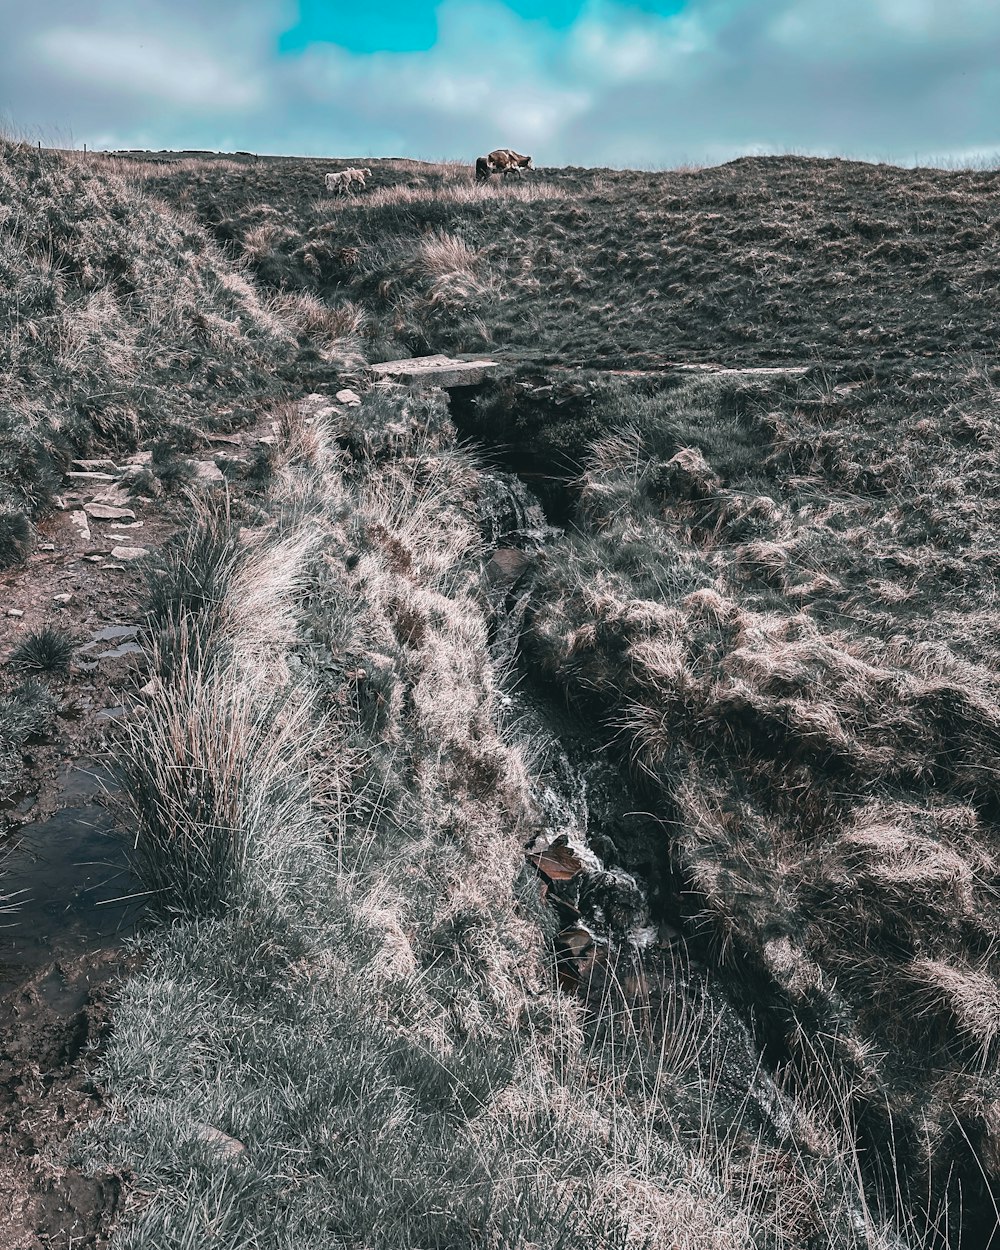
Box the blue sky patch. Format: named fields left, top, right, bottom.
left=279, top=0, right=439, bottom=55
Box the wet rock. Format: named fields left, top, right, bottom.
left=96, top=706, right=127, bottom=721
left=89, top=625, right=140, bottom=643
left=487, top=548, right=533, bottom=585
left=109, top=546, right=149, bottom=561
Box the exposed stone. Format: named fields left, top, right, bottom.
left=369, top=354, right=498, bottom=389
left=194, top=1125, right=246, bottom=1162
left=97, top=642, right=145, bottom=662
left=96, top=706, right=127, bottom=721
left=89, top=485, right=134, bottom=507
left=257, top=435, right=276, bottom=446
left=109, top=520, right=144, bottom=531
left=69, top=511, right=92, bottom=546
left=52, top=593, right=73, bottom=606
left=299, top=393, right=338, bottom=422
left=89, top=625, right=140, bottom=644
left=7, top=608, right=24, bottom=619
left=487, top=548, right=533, bottom=584
left=190, top=460, right=224, bottom=483
left=65, top=471, right=116, bottom=485
left=84, top=555, right=103, bottom=564
left=207, top=432, right=242, bottom=446
left=335, top=388, right=362, bottom=406
left=109, top=546, right=149, bottom=561
left=84, top=503, right=136, bottom=521
left=657, top=447, right=722, bottom=501
left=38, top=543, right=55, bottom=552
left=71, top=459, right=120, bottom=472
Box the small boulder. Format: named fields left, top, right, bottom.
left=335, top=388, right=362, bottom=406
left=194, top=1125, right=246, bottom=1163
left=656, top=447, right=721, bottom=501
left=110, top=546, right=150, bottom=561
left=190, top=460, right=224, bottom=484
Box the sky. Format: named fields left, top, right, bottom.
left=2, top=0, right=998, bottom=167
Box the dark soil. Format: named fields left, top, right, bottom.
left=0, top=949, right=130, bottom=1250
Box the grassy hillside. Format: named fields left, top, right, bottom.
left=5, top=145, right=1000, bottom=1248
left=127, top=152, right=1000, bottom=368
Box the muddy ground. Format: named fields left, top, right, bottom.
left=0, top=420, right=282, bottom=1246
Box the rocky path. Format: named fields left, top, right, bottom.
left=0, top=402, right=303, bottom=1249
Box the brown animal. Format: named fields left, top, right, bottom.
left=475, top=155, right=492, bottom=182
left=488, top=148, right=533, bottom=174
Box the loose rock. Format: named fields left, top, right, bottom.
left=84, top=503, right=136, bottom=521
left=69, top=512, right=92, bottom=546
left=335, top=388, right=362, bottom=406
left=109, top=547, right=149, bottom=562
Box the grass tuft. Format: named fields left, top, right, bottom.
left=8, top=625, right=75, bottom=673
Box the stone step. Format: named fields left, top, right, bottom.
left=369, top=354, right=498, bottom=389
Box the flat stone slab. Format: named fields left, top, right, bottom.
left=66, top=471, right=116, bottom=484
left=369, top=354, right=498, bottom=389
left=84, top=503, right=136, bottom=521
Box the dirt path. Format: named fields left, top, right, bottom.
left=0, top=416, right=283, bottom=1247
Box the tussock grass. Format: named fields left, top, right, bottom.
left=0, top=676, right=56, bottom=796
left=0, top=138, right=298, bottom=562
left=8, top=624, right=74, bottom=673
left=522, top=367, right=1000, bottom=1237
left=74, top=385, right=938, bottom=1249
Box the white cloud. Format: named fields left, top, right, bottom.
left=3, top=0, right=1000, bottom=166
left=567, top=5, right=711, bottom=85
left=35, top=27, right=262, bottom=109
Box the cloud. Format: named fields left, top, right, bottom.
left=35, top=27, right=261, bottom=109
left=1, top=0, right=998, bottom=166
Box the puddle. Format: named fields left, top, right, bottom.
left=0, top=801, right=142, bottom=995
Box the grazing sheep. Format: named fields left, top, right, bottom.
left=324, top=167, right=373, bottom=196
left=488, top=149, right=533, bottom=174
left=325, top=170, right=351, bottom=196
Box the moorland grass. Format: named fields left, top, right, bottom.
left=12, top=145, right=996, bottom=1246
left=72, top=387, right=943, bottom=1249
left=9, top=624, right=75, bottom=673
